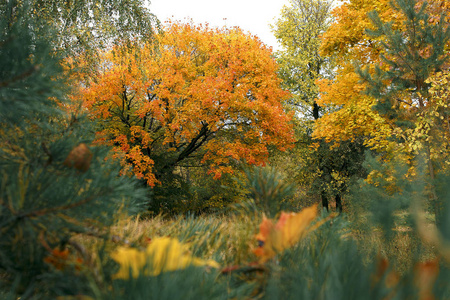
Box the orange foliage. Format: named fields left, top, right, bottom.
left=253, top=204, right=318, bottom=262
left=320, top=0, right=392, bottom=58
left=44, top=248, right=83, bottom=271
left=75, top=22, right=294, bottom=186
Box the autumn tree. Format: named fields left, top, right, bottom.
left=315, top=0, right=450, bottom=215
left=423, top=70, right=450, bottom=170
left=358, top=0, right=450, bottom=215
left=315, top=0, right=398, bottom=147
left=78, top=22, right=294, bottom=210
left=359, top=1, right=449, bottom=159
left=316, top=0, right=449, bottom=150
left=272, top=0, right=367, bottom=211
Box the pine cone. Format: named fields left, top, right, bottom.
left=63, top=143, right=93, bottom=172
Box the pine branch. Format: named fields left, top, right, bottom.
left=16, top=191, right=110, bottom=219
left=0, top=65, right=38, bottom=88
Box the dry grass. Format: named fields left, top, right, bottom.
left=101, top=212, right=263, bottom=266
left=70, top=205, right=438, bottom=279
left=350, top=211, right=437, bottom=274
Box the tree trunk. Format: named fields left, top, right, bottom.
left=335, top=194, right=343, bottom=213
left=321, top=190, right=329, bottom=211
left=313, top=101, right=320, bottom=120
left=425, top=143, right=440, bottom=223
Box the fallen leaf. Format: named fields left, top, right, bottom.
left=111, top=237, right=220, bottom=279
left=254, top=204, right=318, bottom=262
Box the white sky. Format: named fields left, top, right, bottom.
left=149, top=0, right=290, bottom=51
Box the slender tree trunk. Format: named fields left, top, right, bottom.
left=425, top=143, right=439, bottom=223
left=321, top=190, right=329, bottom=211
left=335, top=194, right=342, bottom=213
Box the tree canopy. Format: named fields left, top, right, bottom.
left=77, top=22, right=295, bottom=187
left=2, top=0, right=159, bottom=55
left=273, top=0, right=333, bottom=121
left=315, top=0, right=450, bottom=157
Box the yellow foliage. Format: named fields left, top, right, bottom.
left=110, top=237, right=220, bottom=279
left=314, top=0, right=450, bottom=187
left=315, top=0, right=404, bottom=151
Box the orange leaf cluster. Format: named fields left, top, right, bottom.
left=44, top=248, right=84, bottom=271
left=75, top=21, right=294, bottom=186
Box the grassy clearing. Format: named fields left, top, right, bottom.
left=104, top=211, right=264, bottom=267
left=63, top=199, right=442, bottom=300
left=32, top=201, right=444, bottom=300
left=75, top=206, right=437, bottom=277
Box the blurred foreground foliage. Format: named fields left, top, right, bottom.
left=0, top=1, right=147, bottom=297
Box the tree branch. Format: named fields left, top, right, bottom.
left=176, top=123, right=210, bottom=164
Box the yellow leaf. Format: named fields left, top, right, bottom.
left=276, top=204, right=318, bottom=249
left=111, top=237, right=220, bottom=279
left=254, top=204, right=319, bottom=262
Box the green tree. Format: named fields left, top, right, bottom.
left=0, top=2, right=146, bottom=297
left=273, top=0, right=333, bottom=121
left=0, top=0, right=160, bottom=76
left=273, top=0, right=367, bottom=211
